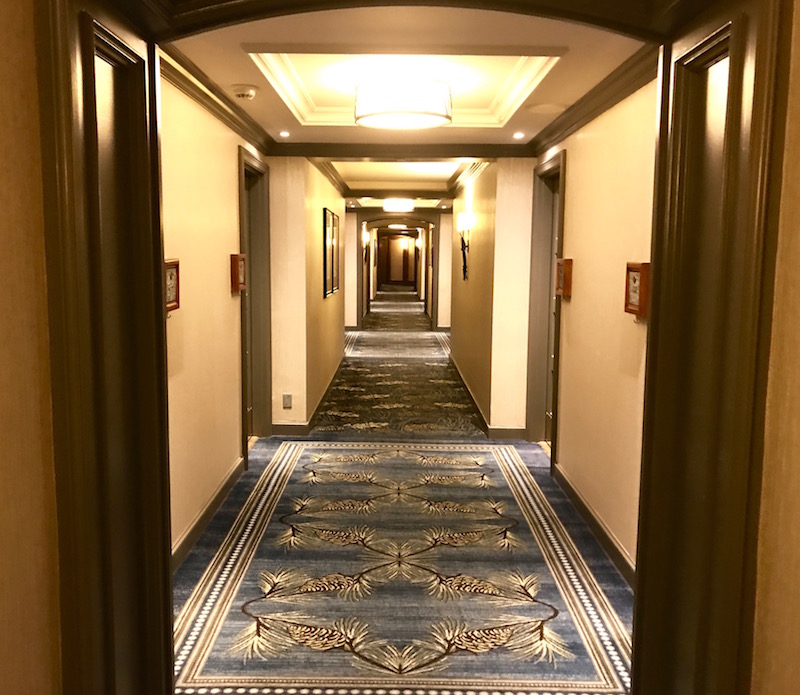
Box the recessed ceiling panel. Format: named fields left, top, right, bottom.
left=250, top=53, right=559, bottom=128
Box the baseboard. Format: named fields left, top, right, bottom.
left=272, top=422, right=312, bottom=436
left=448, top=354, right=491, bottom=434
left=171, top=456, right=245, bottom=572
left=487, top=426, right=527, bottom=440
left=345, top=325, right=358, bottom=331
left=551, top=464, right=637, bottom=589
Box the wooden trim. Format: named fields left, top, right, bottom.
left=142, top=0, right=680, bottom=43
left=171, top=457, right=245, bottom=571
left=532, top=44, right=659, bottom=156
left=268, top=143, right=534, bottom=159
left=309, top=158, right=348, bottom=196
left=272, top=422, right=312, bottom=436
left=486, top=427, right=528, bottom=440
left=632, top=1, right=785, bottom=692
left=552, top=464, right=637, bottom=588
left=158, top=44, right=273, bottom=153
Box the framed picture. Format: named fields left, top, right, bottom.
left=230, top=253, right=246, bottom=293
left=625, top=262, right=650, bottom=318
left=165, top=259, right=179, bottom=312
left=555, top=258, right=573, bottom=299
left=332, top=211, right=340, bottom=291
left=323, top=208, right=335, bottom=297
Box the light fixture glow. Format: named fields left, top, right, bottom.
left=416, top=236, right=423, bottom=249
left=513, top=131, right=525, bottom=140
left=355, top=80, right=452, bottom=130
left=279, top=130, right=290, bottom=138
left=457, top=211, right=476, bottom=233
left=362, top=230, right=371, bottom=246
left=400, top=238, right=410, bottom=250
left=383, top=198, right=414, bottom=213
left=388, top=223, right=407, bottom=230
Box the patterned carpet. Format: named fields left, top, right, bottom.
left=173, top=442, right=632, bottom=694
left=172, top=285, right=633, bottom=694
left=313, top=287, right=482, bottom=440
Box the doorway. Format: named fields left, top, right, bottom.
left=238, top=148, right=272, bottom=458
left=526, top=151, right=566, bottom=458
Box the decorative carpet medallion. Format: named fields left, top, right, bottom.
left=174, top=442, right=631, bottom=694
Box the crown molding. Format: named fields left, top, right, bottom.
left=530, top=43, right=659, bottom=156
left=268, top=143, right=535, bottom=159
left=159, top=44, right=274, bottom=153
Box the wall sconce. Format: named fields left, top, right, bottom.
left=415, top=236, right=423, bottom=249
left=362, top=228, right=371, bottom=262
left=456, top=211, right=475, bottom=280
left=400, top=238, right=410, bottom=251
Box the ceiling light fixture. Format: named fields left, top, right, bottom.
left=279, top=130, right=290, bottom=138
left=355, top=79, right=452, bottom=130
left=388, top=223, right=408, bottom=230
left=513, top=131, right=525, bottom=140
left=232, top=84, right=258, bottom=100
left=383, top=198, right=414, bottom=213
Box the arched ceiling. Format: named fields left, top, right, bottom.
left=124, top=1, right=710, bottom=209
left=124, top=0, right=713, bottom=42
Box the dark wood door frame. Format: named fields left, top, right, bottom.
left=238, top=147, right=272, bottom=451
left=633, top=0, right=787, bottom=692
left=526, top=151, right=566, bottom=452
left=36, top=3, right=174, bottom=693
left=34, top=0, right=788, bottom=693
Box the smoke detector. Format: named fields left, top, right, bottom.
left=231, top=84, right=258, bottom=101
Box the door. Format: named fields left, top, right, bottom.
left=526, top=152, right=566, bottom=449
left=239, top=148, right=271, bottom=447
left=544, top=175, right=563, bottom=445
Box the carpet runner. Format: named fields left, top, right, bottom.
left=173, top=441, right=632, bottom=694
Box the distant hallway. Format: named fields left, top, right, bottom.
left=312, top=283, right=481, bottom=438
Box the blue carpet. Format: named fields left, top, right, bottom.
left=173, top=441, right=632, bottom=694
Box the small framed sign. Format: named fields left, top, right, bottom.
left=625, top=262, right=650, bottom=318
left=165, top=259, right=179, bottom=312
left=231, top=253, right=246, bottom=293
left=555, top=258, right=573, bottom=299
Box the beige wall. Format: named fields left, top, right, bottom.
left=450, top=165, right=497, bottom=422
left=304, top=162, right=345, bottom=419
left=161, top=80, right=248, bottom=547
left=267, top=157, right=308, bottom=423
left=0, top=3, right=61, bottom=692
left=437, top=215, right=453, bottom=328
left=490, top=159, right=536, bottom=429
left=553, top=81, right=657, bottom=565
left=344, top=212, right=358, bottom=327
left=751, top=1, right=800, bottom=688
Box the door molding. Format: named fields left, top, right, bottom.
left=36, top=3, right=174, bottom=693
left=526, top=150, right=566, bottom=448
left=238, top=147, right=272, bottom=443
left=633, top=0, right=786, bottom=691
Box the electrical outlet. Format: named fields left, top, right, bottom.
left=282, top=393, right=292, bottom=409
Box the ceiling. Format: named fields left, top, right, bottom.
left=167, top=6, right=647, bottom=209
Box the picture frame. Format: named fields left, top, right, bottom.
left=332, top=211, right=340, bottom=291
left=555, top=258, right=573, bottom=299
left=165, top=258, right=179, bottom=312
left=323, top=207, right=336, bottom=297
left=625, top=262, right=650, bottom=318
left=230, top=253, right=246, bottom=293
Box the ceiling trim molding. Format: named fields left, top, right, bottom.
left=309, top=159, right=349, bottom=195
left=152, top=1, right=666, bottom=42
left=530, top=43, right=659, bottom=156
left=159, top=45, right=275, bottom=153
left=268, top=143, right=535, bottom=158
left=348, top=188, right=452, bottom=200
